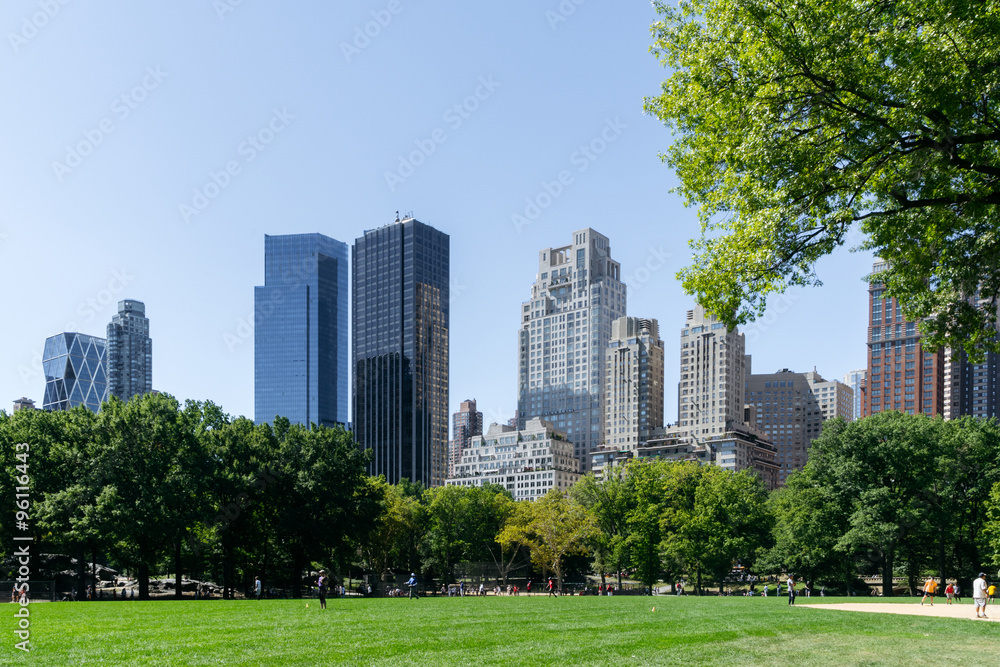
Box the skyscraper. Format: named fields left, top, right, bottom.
left=42, top=333, right=109, bottom=412
left=746, top=365, right=853, bottom=485
left=605, top=316, right=664, bottom=451
left=353, top=214, right=449, bottom=486
left=943, top=295, right=1000, bottom=420
left=678, top=305, right=745, bottom=440
left=254, top=233, right=349, bottom=428
left=449, top=399, right=483, bottom=478
left=843, top=369, right=867, bottom=420
left=106, top=299, right=152, bottom=402
left=517, top=229, right=625, bottom=470
left=865, top=260, right=944, bottom=416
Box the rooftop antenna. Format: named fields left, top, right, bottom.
left=395, top=210, right=400, bottom=222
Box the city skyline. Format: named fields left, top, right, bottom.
left=0, top=2, right=874, bottom=431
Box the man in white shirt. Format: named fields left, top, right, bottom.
left=973, top=573, right=989, bottom=618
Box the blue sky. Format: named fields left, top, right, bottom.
left=0, top=0, right=873, bottom=429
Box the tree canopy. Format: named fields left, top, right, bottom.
left=646, top=0, right=1000, bottom=357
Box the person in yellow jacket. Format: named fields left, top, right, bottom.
left=920, top=577, right=938, bottom=606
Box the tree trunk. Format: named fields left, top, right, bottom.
left=138, top=560, right=150, bottom=600
left=222, top=541, right=233, bottom=599
left=174, top=539, right=183, bottom=599
left=76, top=543, right=87, bottom=601
left=882, top=550, right=894, bottom=597
left=696, top=567, right=702, bottom=596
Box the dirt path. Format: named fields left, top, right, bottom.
left=799, top=601, right=999, bottom=622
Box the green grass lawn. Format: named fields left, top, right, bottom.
left=2, top=594, right=996, bottom=665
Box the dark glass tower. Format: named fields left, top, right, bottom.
left=353, top=215, right=449, bottom=486
left=254, top=233, right=349, bottom=428
left=107, top=299, right=152, bottom=402
left=42, top=332, right=109, bottom=412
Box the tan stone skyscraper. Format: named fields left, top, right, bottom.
left=517, top=229, right=626, bottom=471
left=678, top=305, right=745, bottom=440
left=605, top=317, right=664, bottom=451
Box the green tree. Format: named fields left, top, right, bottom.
left=663, top=466, right=772, bottom=594
left=571, top=467, right=635, bottom=589
left=646, top=0, right=1000, bottom=358
left=763, top=465, right=855, bottom=592
left=498, top=490, right=597, bottom=592
left=94, top=393, right=210, bottom=599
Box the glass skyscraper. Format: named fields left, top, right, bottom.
left=353, top=215, right=449, bottom=486
left=42, top=332, right=109, bottom=412
left=107, top=299, right=152, bottom=402
left=254, top=233, right=349, bottom=428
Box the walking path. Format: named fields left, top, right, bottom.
left=799, top=602, right=999, bottom=622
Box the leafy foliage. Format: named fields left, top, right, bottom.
left=647, top=0, right=1000, bottom=358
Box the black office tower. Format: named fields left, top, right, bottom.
left=353, top=214, right=449, bottom=486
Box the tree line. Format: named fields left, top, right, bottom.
left=4, top=394, right=1000, bottom=598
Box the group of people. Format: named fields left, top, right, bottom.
left=922, top=573, right=997, bottom=618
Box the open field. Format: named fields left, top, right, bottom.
left=3, top=594, right=998, bottom=665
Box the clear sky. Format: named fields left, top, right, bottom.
left=0, top=1, right=873, bottom=429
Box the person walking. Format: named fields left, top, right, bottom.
left=954, top=583, right=962, bottom=603
left=945, top=582, right=955, bottom=604
left=317, top=571, right=328, bottom=610
left=406, top=573, right=419, bottom=600
left=974, top=573, right=988, bottom=618
left=787, top=575, right=796, bottom=606
left=254, top=576, right=262, bottom=601
left=547, top=578, right=555, bottom=597
left=920, top=577, right=938, bottom=605
left=762, top=584, right=768, bottom=597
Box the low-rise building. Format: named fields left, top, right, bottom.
left=637, top=421, right=779, bottom=490
left=446, top=417, right=581, bottom=501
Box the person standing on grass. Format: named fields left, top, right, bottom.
left=526, top=580, right=531, bottom=595
left=945, top=582, right=954, bottom=604
left=317, top=571, right=328, bottom=610
left=920, top=577, right=938, bottom=605
left=407, top=573, right=419, bottom=600
left=954, top=583, right=962, bottom=603
left=974, top=573, right=989, bottom=618
left=787, top=575, right=795, bottom=606
left=988, top=582, right=996, bottom=604
left=254, top=577, right=262, bottom=601
left=547, top=578, right=555, bottom=597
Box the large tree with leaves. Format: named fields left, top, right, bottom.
left=647, top=0, right=1000, bottom=357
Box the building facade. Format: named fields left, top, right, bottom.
left=254, top=233, right=349, bottom=428
left=605, top=316, right=664, bottom=451
left=844, top=369, right=867, bottom=420
left=106, top=299, right=152, bottom=402
left=865, top=260, right=945, bottom=416
left=12, top=397, right=35, bottom=412
left=42, top=333, right=109, bottom=412
left=638, top=421, right=779, bottom=490
left=746, top=365, right=853, bottom=486
left=517, top=229, right=626, bottom=471
left=678, top=305, right=746, bottom=441
left=446, top=417, right=581, bottom=501
left=448, top=399, right=483, bottom=478
left=353, top=215, right=449, bottom=486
